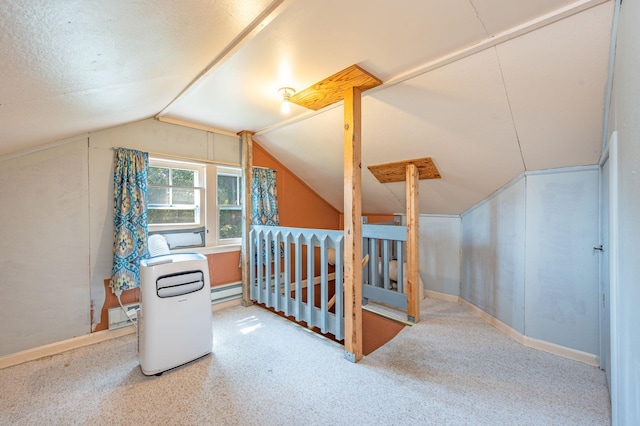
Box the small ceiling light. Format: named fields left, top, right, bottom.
left=278, top=87, right=296, bottom=114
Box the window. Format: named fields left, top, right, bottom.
left=148, top=157, right=242, bottom=247
left=216, top=167, right=242, bottom=241
left=148, top=159, right=204, bottom=228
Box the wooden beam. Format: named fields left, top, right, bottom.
left=327, top=254, right=369, bottom=311
left=343, top=86, right=363, bottom=363
left=289, top=64, right=382, bottom=111
left=406, top=163, right=420, bottom=323
left=368, top=157, right=440, bottom=184
left=240, top=131, right=254, bottom=307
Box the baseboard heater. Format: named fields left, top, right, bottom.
left=108, top=281, right=242, bottom=330
left=210, top=281, right=242, bottom=304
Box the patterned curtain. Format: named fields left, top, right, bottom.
left=252, top=168, right=279, bottom=225
left=110, top=148, right=149, bottom=294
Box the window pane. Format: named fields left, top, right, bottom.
left=148, top=187, right=169, bottom=205
left=148, top=167, right=169, bottom=185
left=172, top=188, right=195, bottom=204
left=219, top=209, right=242, bottom=239
left=172, top=169, right=195, bottom=187
left=148, top=209, right=195, bottom=224
left=218, top=175, right=238, bottom=205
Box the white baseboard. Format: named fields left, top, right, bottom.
left=458, top=298, right=525, bottom=344
left=1, top=297, right=243, bottom=370
left=3, top=291, right=597, bottom=370
left=522, top=335, right=598, bottom=367
left=424, top=289, right=460, bottom=303
left=212, top=297, right=242, bottom=312
left=0, top=326, right=136, bottom=370
left=456, top=297, right=598, bottom=367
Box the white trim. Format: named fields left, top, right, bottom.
left=524, top=164, right=599, bottom=176
left=0, top=326, right=135, bottom=370
left=155, top=116, right=238, bottom=138
left=424, top=289, right=460, bottom=303
left=212, top=297, right=242, bottom=312
left=457, top=298, right=598, bottom=366
left=389, top=213, right=463, bottom=220
left=458, top=298, right=525, bottom=344
left=418, top=214, right=461, bottom=219
left=145, top=149, right=240, bottom=168
left=0, top=133, right=89, bottom=162
left=461, top=164, right=600, bottom=218
left=523, top=336, right=599, bottom=367
left=1, top=297, right=243, bottom=370
left=608, top=131, right=620, bottom=422
left=363, top=304, right=415, bottom=326
left=600, top=0, right=622, bottom=153
left=171, top=243, right=241, bottom=255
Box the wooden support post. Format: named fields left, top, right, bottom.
left=406, top=163, right=420, bottom=322
left=343, top=87, right=363, bottom=362
left=240, top=131, right=254, bottom=307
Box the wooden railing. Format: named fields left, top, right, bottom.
left=362, top=223, right=409, bottom=312
left=249, top=225, right=345, bottom=340
left=249, top=221, right=418, bottom=338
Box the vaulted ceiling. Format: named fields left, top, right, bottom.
left=0, top=0, right=615, bottom=215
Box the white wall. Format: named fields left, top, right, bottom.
left=0, top=114, right=611, bottom=366
left=419, top=215, right=461, bottom=297
left=524, top=168, right=599, bottom=354
left=0, top=119, right=240, bottom=356
left=606, top=0, right=640, bottom=422
left=89, top=119, right=240, bottom=329
left=461, top=177, right=527, bottom=333
left=460, top=168, right=599, bottom=354
left=0, top=138, right=91, bottom=356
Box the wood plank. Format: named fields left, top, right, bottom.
left=362, top=285, right=407, bottom=309
left=368, top=157, right=440, bottom=183
left=406, top=164, right=420, bottom=323
left=327, top=254, right=369, bottom=311
left=362, top=309, right=405, bottom=356
left=240, top=131, right=254, bottom=307
left=289, top=64, right=382, bottom=111
left=343, top=86, right=363, bottom=363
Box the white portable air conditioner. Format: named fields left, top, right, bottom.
left=138, top=253, right=213, bottom=376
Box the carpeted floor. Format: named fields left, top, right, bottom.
left=0, top=297, right=611, bottom=425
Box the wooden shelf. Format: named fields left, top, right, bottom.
left=368, top=157, right=441, bottom=183
left=289, top=64, right=382, bottom=111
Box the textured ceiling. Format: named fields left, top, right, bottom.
left=0, top=0, right=615, bottom=215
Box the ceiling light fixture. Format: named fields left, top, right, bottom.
left=278, top=87, right=296, bottom=114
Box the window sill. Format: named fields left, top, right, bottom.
left=171, top=243, right=241, bottom=256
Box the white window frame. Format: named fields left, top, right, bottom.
left=148, top=157, right=242, bottom=248
left=213, top=166, right=242, bottom=245
left=148, top=158, right=205, bottom=231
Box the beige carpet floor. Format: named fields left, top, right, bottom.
left=0, top=297, right=611, bottom=425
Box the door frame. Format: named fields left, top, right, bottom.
left=599, top=130, right=619, bottom=415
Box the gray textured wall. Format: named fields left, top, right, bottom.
left=461, top=168, right=599, bottom=354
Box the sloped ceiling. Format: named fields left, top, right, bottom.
left=0, top=0, right=614, bottom=215
left=0, top=0, right=276, bottom=153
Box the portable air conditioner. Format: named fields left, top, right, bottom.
left=138, top=253, right=213, bottom=376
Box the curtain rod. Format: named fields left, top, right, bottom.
left=111, top=147, right=240, bottom=167
left=253, top=165, right=277, bottom=171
